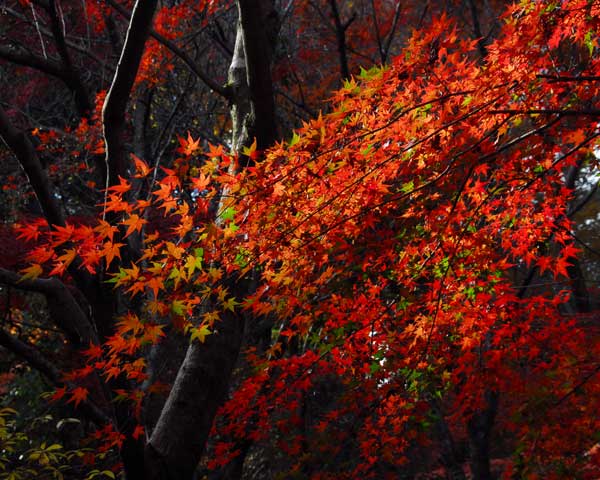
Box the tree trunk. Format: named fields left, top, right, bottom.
left=429, top=397, right=467, bottom=480
left=468, top=391, right=498, bottom=480
left=144, top=305, right=246, bottom=479
left=143, top=1, right=278, bottom=478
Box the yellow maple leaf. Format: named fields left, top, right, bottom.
left=19, top=264, right=43, bottom=282
left=190, top=325, right=211, bottom=343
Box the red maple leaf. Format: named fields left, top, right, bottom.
left=67, top=387, right=89, bottom=407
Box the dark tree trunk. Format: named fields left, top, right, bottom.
left=103, top=0, right=159, bottom=187
left=143, top=304, right=246, bottom=479
left=468, top=391, right=498, bottom=480
left=437, top=418, right=467, bottom=480
left=429, top=397, right=467, bottom=480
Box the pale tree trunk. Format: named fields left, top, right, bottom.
left=143, top=1, right=278, bottom=479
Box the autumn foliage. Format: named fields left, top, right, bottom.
left=1, top=0, right=600, bottom=479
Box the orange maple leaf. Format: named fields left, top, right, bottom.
left=82, top=342, right=103, bottom=360
left=16, top=218, right=47, bottom=242
left=132, top=425, right=145, bottom=440
left=102, top=241, right=124, bottom=267
left=108, top=176, right=132, bottom=194
left=553, top=256, right=572, bottom=279
left=132, top=154, right=151, bottom=178
left=121, top=214, right=147, bottom=238
left=126, top=280, right=147, bottom=297
left=191, top=172, right=211, bottom=192
left=178, top=131, right=201, bottom=156
left=47, top=248, right=77, bottom=276
left=242, top=138, right=259, bottom=161
left=27, top=245, right=54, bottom=265
left=19, top=264, right=43, bottom=282
left=206, top=142, right=224, bottom=159
left=51, top=224, right=75, bottom=246
left=141, top=323, right=165, bottom=344
left=146, top=277, right=164, bottom=298
left=80, top=248, right=102, bottom=273
left=117, top=313, right=144, bottom=335
left=95, top=220, right=119, bottom=241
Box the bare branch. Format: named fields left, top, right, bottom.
left=0, top=267, right=97, bottom=346
left=0, top=327, right=110, bottom=425
left=105, top=0, right=229, bottom=100
left=0, top=328, right=59, bottom=384
left=47, top=0, right=92, bottom=115
left=0, top=44, right=65, bottom=78
left=3, top=4, right=113, bottom=74
left=0, top=105, right=65, bottom=227
left=102, top=0, right=159, bottom=186
left=537, top=74, right=600, bottom=82
left=491, top=109, right=600, bottom=116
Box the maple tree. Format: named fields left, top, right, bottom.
left=1, top=0, right=600, bottom=479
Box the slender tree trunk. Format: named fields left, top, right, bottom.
left=103, top=0, right=159, bottom=187
left=467, top=391, right=498, bottom=480
left=437, top=418, right=467, bottom=480
left=429, top=397, right=467, bottom=480
left=328, top=0, right=353, bottom=81
left=143, top=1, right=278, bottom=478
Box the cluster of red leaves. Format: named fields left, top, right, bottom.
left=137, top=0, right=230, bottom=86
left=73, top=90, right=107, bottom=157
left=211, top=4, right=600, bottom=477
left=26, top=90, right=106, bottom=190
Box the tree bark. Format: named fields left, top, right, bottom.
left=237, top=0, right=279, bottom=150
left=144, top=2, right=278, bottom=478
left=328, top=0, right=353, bottom=81
left=144, top=304, right=246, bottom=479
left=430, top=399, right=467, bottom=480
left=467, top=391, right=498, bottom=480
left=0, top=106, right=65, bottom=227
left=47, top=0, right=92, bottom=115
left=102, top=0, right=159, bottom=187
left=100, top=2, right=160, bottom=478
left=0, top=268, right=97, bottom=346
